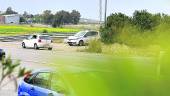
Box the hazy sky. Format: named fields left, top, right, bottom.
left=0, top=0, right=170, bottom=20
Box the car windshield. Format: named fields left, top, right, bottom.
left=39, top=36, right=51, bottom=40
left=74, top=31, right=86, bottom=37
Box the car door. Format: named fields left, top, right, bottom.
left=90, top=31, right=98, bottom=39
left=18, top=73, right=37, bottom=96
left=30, top=35, right=38, bottom=47
left=24, top=35, right=32, bottom=47
left=83, top=32, right=93, bottom=43
left=31, top=72, right=52, bottom=96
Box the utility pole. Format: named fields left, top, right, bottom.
left=99, top=0, right=102, bottom=24
left=104, top=0, right=108, bottom=26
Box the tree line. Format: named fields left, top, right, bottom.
left=0, top=7, right=81, bottom=27
left=100, top=10, right=170, bottom=45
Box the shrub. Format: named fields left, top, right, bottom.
left=86, top=39, right=102, bottom=53
left=42, top=29, right=48, bottom=33
left=100, top=27, right=114, bottom=44
left=107, top=13, right=130, bottom=29
left=0, top=56, right=31, bottom=91
left=100, top=13, right=130, bottom=44
left=133, top=10, right=160, bottom=31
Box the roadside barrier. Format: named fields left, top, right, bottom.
left=0, top=32, right=75, bottom=42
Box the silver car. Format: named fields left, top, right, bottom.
left=65, top=30, right=99, bottom=46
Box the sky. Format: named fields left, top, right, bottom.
left=0, top=0, right=170, bottom=20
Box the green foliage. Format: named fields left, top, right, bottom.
left=54, top=10, right=71, bottom=25
left=52, top=20, right=58, bottom=28
left=107, top=13, right=130, bottom=29
left=38, top=10, right=81, bottom=27
left=1, top=57, right=20, bottom=81
left=85, top=39, right=102, bottom=53
left=70, top=10, right=81, bottom=24
left=49, top=50, right=170, bottom=96
left=42, top=29, right=48, bottom=33
left=100, top=13, right=130, bottom=44
left=0, top=56, right=30, bottom=90
left=100, top=10, right=170, bottom=46
left=0, top=25, right=80, bottom=36
left=4, top=7, right=18, bottom=15
left=20, top=16, right=26, bottom=23
left=100, top=26, right=114, bottom=44
left=133, top=10, right=160, bottom=30
left=42, top=10, right=54, bottom=25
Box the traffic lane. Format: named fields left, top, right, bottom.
left=0, top=41, right=85, bottom=69
left=0, top=42, right=53, bottom=69
left=0, top=42, right=55, bottom=95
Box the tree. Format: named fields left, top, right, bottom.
left=56, top=10, right=71, bottom=24
left=132, top=10, right=160, bottom=30
left=5, top=7, right=18, bottom=15
left=70, top=10, right=81, bottom=24
left=42, top=10, right=54, bottom=25
left=23, top=11, right=29, bottom=18
left=106, top=13, right=130, bottom=29
left=53, top=10, right=71, bottom=27
left=20, top=16, right=26, bottom=23
left=100, top=13, right=130, bottom=43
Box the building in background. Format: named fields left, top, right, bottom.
left=0, top=16, right=5, bottom=24
left=0, top=14, right=20, bottom=24
left=4, top=14, right=20, bottom=24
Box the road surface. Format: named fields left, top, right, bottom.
left=0, top=42, right=85, bottom=96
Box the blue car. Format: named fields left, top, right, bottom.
left=18, top=69, right=64, bottom=96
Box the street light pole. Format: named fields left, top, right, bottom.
left=99, top=0, right=102, bottom=24
left=104, top=0, right=108, bottom=26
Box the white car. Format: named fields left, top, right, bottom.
left=65, top=31, right=99, bottom=46
left=22, top=34, right=53, bottom=50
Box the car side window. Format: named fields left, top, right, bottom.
left=84, top=32, right=92, bottom=37
left=24, top=74, right=34, bottom=84
left=91, top=32, right=98, bottom=36
left=31, top=35, right=37, bottom=39
left=33, top=72, right=51, bottom=89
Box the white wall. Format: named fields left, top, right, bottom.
left=5, top=15, right=20, bottom=24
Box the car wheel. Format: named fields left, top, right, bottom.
left=34, top=43, right=39, bottom=50
left=22, top=42, right=26, bottom=48
left=79, top=40, right=84, bottom=46
left=48, top=47, right=52, bottom=50
left=69, top=44, right=73, bottom=46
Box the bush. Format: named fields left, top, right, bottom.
left=100, top=13, right=130, bottom=44
left=107, top=13, right=130, bottom=28
left=42, top=29, right=48, bottom=33
left=86, top=39, right=102, bottom=53
left=133, top=10, right=160, bottom=31
left=100, top=27, right=114, bottom=44
left=0, top=56, right=31, bottom=91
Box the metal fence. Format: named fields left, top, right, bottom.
left=0, top=32, right=76, bottom=42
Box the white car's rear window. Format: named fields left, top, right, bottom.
left=39, top=36, right=51, bottom=40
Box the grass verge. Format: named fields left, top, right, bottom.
left=0, top=25, right=80, bottom=36
left=47, top=51, right=170, bottom=96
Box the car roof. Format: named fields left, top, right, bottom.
left=79, top=30, right=98, bottom=33
left=32, top=69, right=54, bottom=74
left=84, top=30, right=98, bottom=33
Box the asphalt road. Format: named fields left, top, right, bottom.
left=0, top=42, right=54, bottom=96
left=0, top=42, right=85, bottom=96
left=0, top=42, right=84, bottom=68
